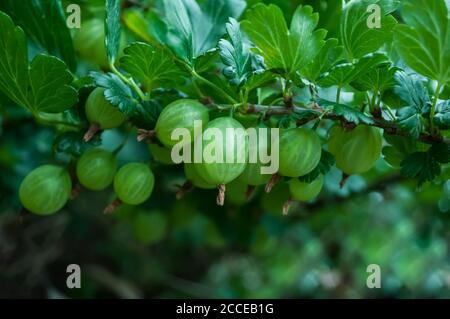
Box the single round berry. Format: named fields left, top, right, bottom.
left=239, top=125, right=272, bottom=186
left=289, top=175, right=324, bottom=202
left=113, top=163, right=154, bottom=205
left=184, top=163, right=216, bottom=189
left=76, top=148, right=117, bottom=191
left=194, top=117, right=248, bottom=185
left=85, top=87, right=126, bottom=130
left=155, top=99, right=209, bottom=147
left=278, top=128, right=322, bottom=177
left=328, top=125, right=382, bottom=175
left=19, top=165, right=72, bottom=215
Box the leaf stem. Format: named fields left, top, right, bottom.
left=110, top=63, right=149, bottom=101
left=191, top=71, right=238, bottom=104
left=34, top=112, right=83, bottom=129
left=336, top=86, right=342, bottom=104
left=430, top=82, right=443, bottom=134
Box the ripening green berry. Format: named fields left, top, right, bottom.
left=289, top=175, right=324, bottom=202
left=76, top=148, right=117, bottom=191
left=85, top=88, right=126, bottom=130
left=194, top=117, right=248, bottom=186
left=184, top=163, right=216, bottom=189
left=114, top=163, right=155, bottom=205
left=19, top=165, right=72, bottom=215
left=239, top=125, right=271, bottom=186
left=278, top=128, right=322, bottom=177
left=155, top=99, right=209, bottom=147
left=328, top=125, right=382, bottom=175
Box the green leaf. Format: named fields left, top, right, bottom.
left=318, top=53, right=388, bottom=88
left=317, top=63, right=354, bottom=88
left=394, top=71, right=431, bottom=139
left=401, top=151, right=441, bottom=185
left=28, top=55, right=78, bottom=113
left=0, top=0, right=77, bottom=71
left=105, top=0, right=122, bottom=64
left=302, top=38, right=344, bottom=83
left=319, top=99, right=375, bottom=125
left=394, top=0, right=450, bottom=83
left=120, top=42, right=185, bottom=91
left=219, top=18, right=265, bottom=87
left=91, top=72, right=140, bottom=113
left=0, top=12, right=77, bottom=114
left=132, top=100, right=164, bottom=130
left=394, top=71, right=430, bottom=111
left=0, top=11, right=29, bottom=109
left=351, top=64, right=400, bottom=93
left=160, top=0, right=246, bottom=64
left=91, top=72, right=163, bottom=129
left=122, top=9, right=154, bottom=43
left=241, top=4, right=326, bottom=78
left=396, top=107, right=423, bottom=140
left=434, top=100, right=450, bottom=130
left=400, top=143, right=448, bottom=185
left=298, top=150, right=335, bottom=183
left=53, top=131, right=102, bottom=157
left=244, top=72, right=275, bottom=92
left=340, top=0, right=399, bottom=59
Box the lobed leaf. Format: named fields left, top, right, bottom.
left=120, top=42, right=185, bottom=91
left=394, top=0, right=450, bottom=84
left=242, top=4, right=326, bottom=78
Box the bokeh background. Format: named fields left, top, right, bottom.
left=1, top=0, right=450, bottom=298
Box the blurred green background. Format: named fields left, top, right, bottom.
left=1, top=0, right=450, bottom=298
left=1, top=117, right=449, bottom=298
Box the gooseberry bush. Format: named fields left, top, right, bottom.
left=0, top=0, right=449, bottom=218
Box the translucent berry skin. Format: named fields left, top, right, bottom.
left=85, top=88, right=126, bottom=129
left=328, top=125, right=382, bottom=175
left=149, top=143, right=176, bottom=166
left=76, top=148, right=117, bottom=191
left=155, top=99, right=209, bottom=147
left=184, top=163, right=216, bottom=189
left=278, top=128, right=322, bottom=178
left=19, top=165, right=72, bottom=215
left=289, top=175, right=324, bottom=202
left=194, top=117, right=248, bottom=185
left=113, top=163, right=155, bottom=205
left=239, top=126, right=271, bottom=186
